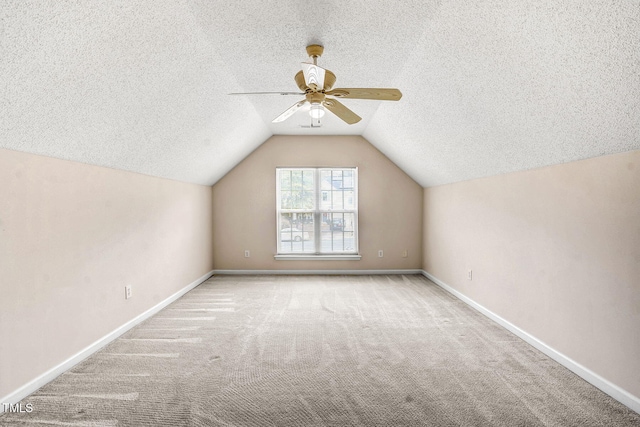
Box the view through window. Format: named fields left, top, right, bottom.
left=276, top=167, right=358, bottom=255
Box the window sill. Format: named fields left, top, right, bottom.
left=274, top=254, right=361, bottom=261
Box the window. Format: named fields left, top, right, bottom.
left=276, top=167, right=358, bottom=258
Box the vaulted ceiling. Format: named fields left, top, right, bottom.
left=2, top=1, right=639, bottom=187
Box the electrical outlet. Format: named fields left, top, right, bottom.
left=401, top=250, right=408, bottom=258
left=125, top=285, right=132, bottom=299
left=468, top=270, right=473, bottom=281
left=244, top=250, right=250, bottom=258
left=378, top=250, right=384, bottom=258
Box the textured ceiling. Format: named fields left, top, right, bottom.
left=1, top=1, right=639, bottom=186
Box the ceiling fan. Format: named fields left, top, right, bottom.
left=229, top=45, right=402, bottom=125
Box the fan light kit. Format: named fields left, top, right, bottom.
left=309, top=104, right=325, bottom=119
left=230, top=45, right=402, bottom=125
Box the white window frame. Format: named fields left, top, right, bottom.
left=275, top=167, right=360, bottom=260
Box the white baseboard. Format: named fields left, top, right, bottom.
left=212, top=269, right=423, bottom=275
left=1, top=269, right=214, bottom=412
left=421, top=270, right=640, bottom=415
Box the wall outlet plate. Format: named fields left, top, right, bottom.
left=378, top=250, right=384, bottom=257
left=125, top=285, right=132, bottom=299
left=244, top=250, right=250, bottom=258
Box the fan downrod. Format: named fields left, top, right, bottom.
left=296, top=45, right=336, bottom=91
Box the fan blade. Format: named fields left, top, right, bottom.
left=322, top=98, right=361, bottom=125
left=325, top=88, right=402, bottom=101
left=272, top=99, right=306, bottom=123
left=229, top=91, right=305, bottom=95
left=301, top=63, right=326, bottom=91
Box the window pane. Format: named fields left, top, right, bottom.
left=280, top=169, right=315, bottom=210
left=320, top=191, right=330, bottom=210
left=279, top=213, right=315, bottom=253
left=331, top=190, right=344, bottom=209
left=302, top=170, right=314, bottom=191
left=344, top=190, right=355, bottom=210
left=317, top=170, right=356, bottom=210
left=280, top=170, right=292, bottom=190
left=332, top=170, right=343, bottom=189
left=343, top=170, right=354, bottom=189
left=292, top=170, right=303, bottom=191
left=320, top=170, right=332, bottom=190
left=281, top=190, right=292, bottom=209
left=320, top=213, right=355, bottom=252
left=302, top=191, right=314, bottom=209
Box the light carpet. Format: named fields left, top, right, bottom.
left=2, top=275, right=639, bottom=426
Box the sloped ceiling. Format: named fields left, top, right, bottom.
left=1, top=1, right=639, bottom=187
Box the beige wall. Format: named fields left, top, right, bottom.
left=0, top=148, right=214, bottom=399
left=423, top=149, right=640, bottom=398
left=212, top=135, right=423, bottom=271
left=5, top=135, right=637, bottom=405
